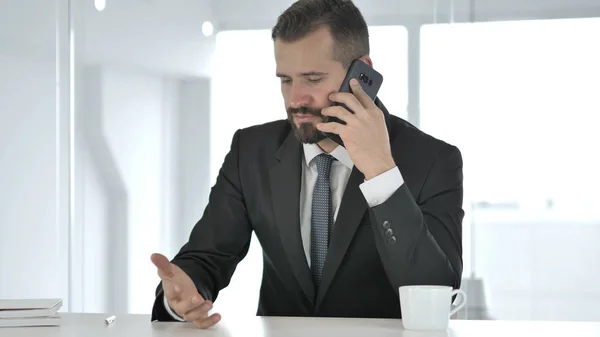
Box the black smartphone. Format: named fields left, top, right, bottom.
left=322, top=59, right=384, bottom=147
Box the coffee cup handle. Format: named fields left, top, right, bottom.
left=449, top=289, right=467, bottom=317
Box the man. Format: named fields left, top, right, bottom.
left=150, top=0, right=464, bottom=329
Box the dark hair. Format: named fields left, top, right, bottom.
left=271, top=0, right=370, bottom=69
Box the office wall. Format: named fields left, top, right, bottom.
left=0, top=56, right=210, bottom=313
left=173, top=79, right=212, bottom=249
left=72, top=66, right=211, bottom=314
left=70, top=0, right=215, bottom=313
left=76, top=66, right=166, bottom=314
left=0, top=52, right=63, bottom=300
left=0, top=0, right=214, bottom=313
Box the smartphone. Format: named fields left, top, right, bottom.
left=322, top=59, right=384, bottom=147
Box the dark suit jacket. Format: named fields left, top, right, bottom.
left=152, top=101, right=464, bottom=320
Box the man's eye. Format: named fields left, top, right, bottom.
left=308, top=78, right=322, bottom=83
left=281, top=79, right=291, bottom=84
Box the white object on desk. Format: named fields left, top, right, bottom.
left=105, top=315, right=116, bottom=325
left=0, top=298, right=62, bottom=328
left=0, top=298, right=62, bottom=319
left=399, top=285, right=467, bottom=331
left=0, top=314, right=60, bottom=328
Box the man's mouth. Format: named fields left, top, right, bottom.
left=294, top=114, right=317, bottom=122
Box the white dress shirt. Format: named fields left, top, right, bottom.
left=165, top=143, right=404, bottom=320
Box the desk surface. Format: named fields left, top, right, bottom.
left=3, top=313, right=600, bottom=337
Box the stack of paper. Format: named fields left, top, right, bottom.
left=0, top=299, right=62, bottom=328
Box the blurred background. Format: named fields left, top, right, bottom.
left=1, top=0, right=599, bottom=322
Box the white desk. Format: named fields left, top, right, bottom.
left=3, top=313, right=600, bottom=337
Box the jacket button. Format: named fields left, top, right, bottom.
left=387, top=236, right=396, bottom=244
left=382, top=221, right=391, bottom=229
left=384, top=228, right=393, bottom=237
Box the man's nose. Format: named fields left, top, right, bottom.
left=289, top=84, right=310, bottom=108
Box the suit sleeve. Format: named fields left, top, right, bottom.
left=368, top=144, right=464, bottom=293
left=152, top=129, right=253, bottom=321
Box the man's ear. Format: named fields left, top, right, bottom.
left=358, top=55, right=373, bottom=67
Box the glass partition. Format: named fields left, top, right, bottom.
left=0, top=0, right=69, bottom=307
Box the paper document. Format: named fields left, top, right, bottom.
left=0, top=299, right=62, bottom=319
left=0, top=314, right=60, bottom=328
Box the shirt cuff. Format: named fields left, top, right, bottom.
left=359, top=166, right=404, bottom=207
left=163, top=294, right=185, bottom=321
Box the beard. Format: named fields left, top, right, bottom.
left=287, top=106, right=327, bottom=144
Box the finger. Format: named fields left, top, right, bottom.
left=328, top=92, right=364, bottom=117
left=349, top=78, right=377, bottom=110
left=183, top=300, right=213, bottom=321
left=321, top=106, right=357, bottom=124
left=316, top=121, right=345, bottom=134
left=151, top=253, right=174, bottom=279
left=193, top=313, right=222, bottom=329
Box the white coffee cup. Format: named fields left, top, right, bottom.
left=399, top=285, right=467, bottom=331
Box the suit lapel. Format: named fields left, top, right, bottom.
left=269, top=131, right=316, bottom=305
left=315, top=166, right=368, bottom=309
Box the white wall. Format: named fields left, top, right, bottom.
left=102, top=67, right=164, bottom=314
left=0, top=0, right=215, bottom=314
left=0, top=53, right=63, bottom=300
left=173, top=79, right=212, bottom=251
left=68, top=0, right=216, bottom=314
left=0, top=0, right=70, bottom=307
left=72, top=65, right=213, bottom=314
left=75, top=66, right=166, bottom=314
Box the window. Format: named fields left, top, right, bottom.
left=421, top=18, right=600, bottom=321
left=368, top=26, right=409, bottom=120
left=210, top=26, right=408, bottom=317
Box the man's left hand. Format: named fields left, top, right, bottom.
left=317, top=78, right=396, bottom=180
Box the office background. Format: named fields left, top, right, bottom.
left=1, top=0, right=599, bottom=322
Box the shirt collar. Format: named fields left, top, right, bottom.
left=302, top=143, right=354, bottom=170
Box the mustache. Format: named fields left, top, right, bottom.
left=287, top=106, right=322, bottom=116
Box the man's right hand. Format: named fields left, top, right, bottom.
left=151, top=253, right=221, bottom=329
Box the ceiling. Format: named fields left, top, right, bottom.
left=0, top=0, right=215, bottom=76
left=213, top=0, right=600, bottom=29
left=1, top=0, right=599, bottom=76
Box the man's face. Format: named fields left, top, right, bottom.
left=274, top=28, right=346, bottom=144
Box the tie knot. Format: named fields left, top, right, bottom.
left=315, top=153, right=334, bottom=176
